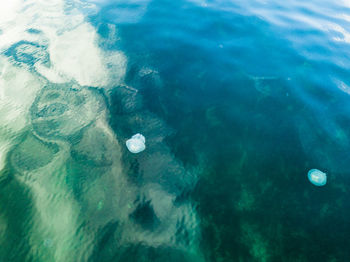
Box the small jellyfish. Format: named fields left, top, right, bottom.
left=126, top=133, right=146, bottom=153
left=308, top=169, right=327, bottom=186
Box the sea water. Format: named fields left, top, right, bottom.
left=1, top=0, right=350, bottom=261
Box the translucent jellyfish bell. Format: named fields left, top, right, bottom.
left=308, top=169, right=327, bottom=186
left=126, top=133, right=146, bottom=153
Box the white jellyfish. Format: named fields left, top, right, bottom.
left=308, top=169, right=327, bottom=186
left=126, top=133, right=146, bottom=153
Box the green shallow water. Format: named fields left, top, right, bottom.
left=1, top=0, right=350, bottom=261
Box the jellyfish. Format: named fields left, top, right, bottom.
left=308, top=169, right=327, bottom=186
left=126, top=133, right=146, bottom=153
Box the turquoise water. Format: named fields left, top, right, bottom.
left=1, top=0, right=350, bottom=261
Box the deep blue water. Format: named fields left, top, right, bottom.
left=1, top=0, right=350, bottom=261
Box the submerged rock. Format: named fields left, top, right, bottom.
left=308, top=169, right=327, bottom=186
left=30, top=84, right=104, bottom=140
left=10, top=133, right=59, bottom=173
left=5, top=40, right=50, bottom=67
left=126, top=133, right=146, bottom=153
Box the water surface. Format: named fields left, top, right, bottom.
left=1, top=0, right=350, bottom=261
